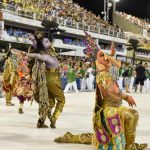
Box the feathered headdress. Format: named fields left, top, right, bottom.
left=83, top=31, right=116, bottom=59
left=83, top=31, right=99, bottom=59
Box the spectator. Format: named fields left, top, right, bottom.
left=124, top=63, right=133, bottom=93
left=144, top=63, right=150, bottom=92
left=64, top=63, right=78, bottom=93
left=135, top=61, right=146, bottom=93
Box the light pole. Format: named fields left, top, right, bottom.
left=103, top=0, right=107, bottom=21
left=113, top=0, right=120, bottom=12
left=107, top=0, right=112, bottom=22
left=103, top=0, right=112, bottom=22
left=112, top=0, right=120, bottom=25
left=103, top=0, right=120, bottom=23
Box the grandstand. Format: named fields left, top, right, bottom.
left=114, top=12, right=150, bottom=38
left=0, top=0, right=150, bottom=63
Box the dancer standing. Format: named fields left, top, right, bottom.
left=2, top=50, right=18, bottom=106
left=15, top=32, right=65, bottom=128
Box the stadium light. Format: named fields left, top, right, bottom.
left=114, top=0, right=120, bottom=2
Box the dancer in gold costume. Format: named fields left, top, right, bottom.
left=54, top=32, right=147, bottom=150
left=12, top=32, right=65, bottom=129
left=2, top=51, right=18, bottom=106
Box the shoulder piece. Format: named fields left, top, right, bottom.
left=46, top=46, right=58, bottom=57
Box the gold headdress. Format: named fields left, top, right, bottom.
left=35, top=32, right=44, bottom=40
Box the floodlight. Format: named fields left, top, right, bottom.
left=114, top=0, right=120, bottom=2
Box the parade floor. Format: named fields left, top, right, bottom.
left=0, top=91, right=150, bottom=150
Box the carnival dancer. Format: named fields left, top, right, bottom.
left=2, top=50, right=18, bottom=106
left=0, top=72, right=3, bottom=98
left=0, top=54, right=4, bottom=98
left=54, top=32, right=147, bottom=150
left=14, top=32, right=65, bottom=128
left=13, top=54, right=33, bottom=114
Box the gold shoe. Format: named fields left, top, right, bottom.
left=125, top=144, right=137, bottom=150
left=37, top=123, right=48, bottom=128
left=37, top=119, right=48, bottom=128
left=50, top=118, right=56, bottom=129
left=135, top=143, right=148, bottom=150
left=6, top=102, right=15, bottom=106
left=18, top=108, right=24, bottom=114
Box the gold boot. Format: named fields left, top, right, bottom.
left=125, top=143, right=137, bottom=150
left=6, top=102, right=15, bottom=106
left=135, top=143, right=148, bottom=150
left=50, top=117, right=56, bottom=129
left=5, top=90, right=14, bottom=106
left=125, top=109, right=147, bottom=150
left=37, top=119, right=48, bottom=128
left=18, top=108, right=24, bottom=114
left=124, top=109, right=138, bottom=150
left=54, top=132, right=92, bottom=144
left=50, top=110, right=61, bottom=128
left=18, top=103, right=24, bottom=114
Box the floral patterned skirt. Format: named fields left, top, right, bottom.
left=14, top=77, right=33, bottom=102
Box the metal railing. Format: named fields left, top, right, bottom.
left=0, top=2, right=126, bottom=39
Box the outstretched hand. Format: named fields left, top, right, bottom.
left=126, top=96, right=136, bottom=107
left=21, top=51, right=27, bottom=56
left=11, top=49, right=27, bottom=57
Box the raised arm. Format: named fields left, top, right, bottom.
left=105, top=53, right=121, bottom=68
left=96, top=50, right=121, bottom=68
left=108, top=56, right=121, bottom=68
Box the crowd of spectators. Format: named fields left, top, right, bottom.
left=62, top=37, right=125, bottom=52
left=63, top=37, right=86, bottom=47
left=136, top=52, right=150, bottom=56
left=0, top=0, right=122, bottom=34
left=6, top=27, right=29, bottom=38
left=116, top=12, right=150, bottom=32
left=59, top=56, right=150, bottom=94
left=63, top=37, right=126, bottom=52
left=99, top=43, right=125, bottom=52
left=1, top=27, right=31, bottom=43
left=2, top=27, right=124, bottom=52
left=118, top=61, right=150, bottom=93
left=59, top=55, right=96, bottom=92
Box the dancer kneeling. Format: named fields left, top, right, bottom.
left=54, top=34, right=147, bottom=150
